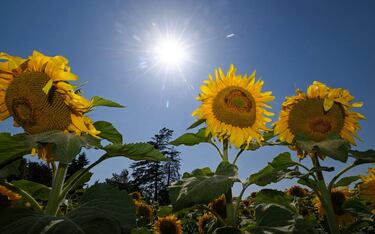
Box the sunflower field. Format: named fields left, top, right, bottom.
left=0, top=51, right=374, bottom=234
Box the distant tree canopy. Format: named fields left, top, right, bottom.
left=10, top=153, right=89, bottom=187
left=129, top=127, right=181, bottom=205
left=104, top=127, right=181, bottom=204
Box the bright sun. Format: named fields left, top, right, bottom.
left=153, top=37, right=188, bottom=68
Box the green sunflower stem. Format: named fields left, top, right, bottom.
left=225, top=189, right=236, bottom=227
left=312, top=156, right=339, bottom=234
left=222, top=139, right=236, bottom=226
left=45, top=162, right=68, bottom=216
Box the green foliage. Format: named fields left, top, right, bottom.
left=249, top=203, right=316, bottom=234
left=11, top=179, right=51, bottom=201
left=169, top=163, right=237, bottom=211
left=182, top=167, right=214, bottom=178
left=91, top=96, right=125, bottom=108
left=333, top=176, right=360, bottom=188
left=248, top=152, right=300, bottom=186
left=213, top=226, right=242, bottom=234
left=0, top=133, right=30, bottom=167
left=0, top=159, right=22, bottom=178
left=295, top=134, right=350, bottom=162
left=94, top=121, right=123, bottom=144
left=104, top=143, right=167, bottom=161
left=157, top=206, right=173, bottom=217
left=0, top=183, right=136, bottom=234
left=349, top=149, right=375, bottom=165
left=170, top=128, right=210, bottom=146
left=255, top=189, right=296, bottom=212
left=187, top=118, right=205, bottom=130
left=25, top=131, right=99, bottom=164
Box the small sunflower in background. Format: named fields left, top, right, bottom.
left=129, top=191, right=142, bottom=201
left=0, top=51, right=100, bottom=161
left=359, top=168, right=375, bottom=214
left=274, top=81, right=365, bottom=158
left=208, top=194, right=227, bottom=220
left=287, top=185, right=308, bottom=198
left=134, top=200, right=154, bottom=220
left=197, top=213, right=216, bottom=234
left=154, top=214, right=182, bottom=234
left=192, top=64, right=274, bottom=148
left=314, top=187, right=355, bottom=228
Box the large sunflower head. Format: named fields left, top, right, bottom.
left=274, top=81, right=365, bottom=156
left=313, top=187, right=355, bottom=228
left=359, top=168, right=375, bottom=214
left=192, top=65, right=274, bottom=148
left=0, top=51, right=100, bottom=160
left=154, top=215, right=182, bottom=234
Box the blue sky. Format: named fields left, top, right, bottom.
left=1, top=0, right=374, bottom=195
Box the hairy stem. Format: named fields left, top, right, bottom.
left=311, top=156, right=339, bottom=234
left=45, top=163, right=68, bottom=216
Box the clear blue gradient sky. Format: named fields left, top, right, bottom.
left=1, top=0, right=374, bottom=195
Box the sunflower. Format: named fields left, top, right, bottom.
left=154, top=215, right=182, bottom=234
left=134, top=200, right=153, bottom=219
left=129, top=191, right=142, bottom=201
left=359, top=168, right=375, bottom=214
left=313, top=187, right=355, bottom=228
left=197, top=213, right=215, bottom=234
left=208, top=194, right=227, bottom=220
left=0, top=51, right=100, bottom=160
left=287, top=185, right=308, bottom=198
left=274, top=81, right=365, bottom=157
left=192, top=65, right=274, bottom=148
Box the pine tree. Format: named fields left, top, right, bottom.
left=105, top=169, right=137, bottom=192
left=66, top=153, right=89, bottom=180
left=130, top=127, right=181, bottom=204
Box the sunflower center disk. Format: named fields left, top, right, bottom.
left=212, top=87, right=256, bottom=128
left=5, top=72, right=72, bottom=134
left=160, top=221, right=178, bottom=233
left=288, top=99, right=345, bottom=142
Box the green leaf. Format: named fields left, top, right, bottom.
left=157, top=206, right=173, bottom=217
left=0, top=133, right=30, bottom=166
left=297, top=178, right=319, bottom=192
left=91, top=96, right=124, bottom=108
left=248, top=152, right=300, bottom=186
left=295, top=134, right=350, bottom=162
left=11, top=179, right=51, bottom=201
left=333, top=176, right=360, bottom=188
left=349, top=149, right=375, bottom=165
left=131, top=228, right=153, bottom=234
left=250, top=204, right=316, bottom=234
left=187, top=118, right=205, bottom=130
left=215, top=161, right=238, bottom=177
left=213, top=226, right=242, bottom=234
left=169, top=172, right=236, bottom=211
left=104, top=143, right=167, bottom=161
left=94, top=121, right=123, bottom=144
left=25, top=131, right=97, bottom=164
left=0, top=159, right=22, bottom=178
left=255, top=189, right=296, bottom=212
left=269, top=152, right=298, bottom=168
left=0, top=183, right=136, bottom=234
left=170, top=128, right=210, bottom=146
left=182, top=167, right=214, bottom=178
left=64, top=169, right=93, bottom=191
